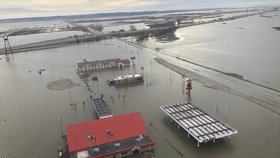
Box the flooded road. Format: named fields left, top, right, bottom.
left=143, top=11, right=280, bottom=91
left=0, top=38, right=279, bottom=158
left=0, top=12, right=280, bottom=158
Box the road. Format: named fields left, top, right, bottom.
left=0, top=26, right=176, bottom=54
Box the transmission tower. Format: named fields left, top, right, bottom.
left=2, top=34, right=14, bottom=57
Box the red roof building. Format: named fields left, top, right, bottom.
left=66, top=112, right=154, bottom=158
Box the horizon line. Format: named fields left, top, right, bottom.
left=0, top=5, right=279, bottom=22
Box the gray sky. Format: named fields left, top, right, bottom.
left=0, top=0, right=280, bottom=19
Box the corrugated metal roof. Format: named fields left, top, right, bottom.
left=92, top=98, right=113, bottom=119
left=161, top=102, right=238, bottom=144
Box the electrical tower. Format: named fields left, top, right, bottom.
left=1, top=34, right=14, bottom=59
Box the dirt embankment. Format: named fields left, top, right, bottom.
left=173, top=56, right=280, bottom=93
left=154, top=57, right=280, bottom=116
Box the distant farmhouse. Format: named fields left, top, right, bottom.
left=77, top=58, right=130, bottom=72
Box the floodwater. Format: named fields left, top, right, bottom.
left=0, top=13, right=280, bottom=158
left=77, top=21, right=149, bottom=33
left=144, top=11, right=280, bottom=91
left=0, top=31, right=85, bottom=48
left=0, top=20, right=70, bottom=32
left=102, top=23, right=148, bottom=33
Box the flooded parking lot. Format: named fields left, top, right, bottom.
left=0, top=9, right=280, bottom=158
left=0, top=36, right=279, bottom=158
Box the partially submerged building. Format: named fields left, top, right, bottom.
left=108, top=74, right=144, bottom=86
left=77, top=58, right=130, bottom=72
left=66, top=112, right=154, bottom=158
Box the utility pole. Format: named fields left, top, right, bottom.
left=58, top=118, right=64, bottom=138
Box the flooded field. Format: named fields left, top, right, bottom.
left=0, top=11, right=280, bottom=158
left=143, top=11, right=280, bottom=91
left=77, top=21, right=149, bottom=33
left=0, top=37, right=279, bottom=158
left=0, top=31, right=85, bottom=48
left=0, top=20, right=70, bottom=32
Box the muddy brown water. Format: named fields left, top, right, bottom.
left=1, top=12, right=280, bottom=157
left=47, top=79, right=79, bottom=91
left=143, top=11, right=280, bottom=92
left=0, top=38, right=279, bottom=158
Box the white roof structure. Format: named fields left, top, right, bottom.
left=77, top=151, right=89, bottom=158
left=160, top=102, right=238, bottom=146
left=113, top=74, right=142, bottom=81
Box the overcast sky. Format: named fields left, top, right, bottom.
left=1, top=0, right=280, bottom=19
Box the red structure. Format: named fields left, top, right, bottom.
left=66, top=112, right=154, bottom=158
left=185, top=78, right=192, bottom=95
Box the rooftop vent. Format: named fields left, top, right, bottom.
left=114, top=143, right=120, bottom=148
left=93, top=148, right=100, bottom=152
left=105, top=129, right=114, bottom=136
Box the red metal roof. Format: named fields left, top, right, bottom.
left=66, top=112, right=149, bottom=153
